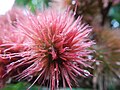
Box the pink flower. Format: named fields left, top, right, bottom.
left=6, top=9, right=94, bottom=90
left=0, top=8, right=30, bottom=88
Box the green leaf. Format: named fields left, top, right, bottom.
left=15, top=0, right=51, bottom=12
left=2, top=82, right=38, bottom=90
left=108, top=4, right=120, bottom=22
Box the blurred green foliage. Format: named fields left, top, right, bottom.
left=2, top=82, right=38, bottom=90
left=15, top=0, right=29, bottom=6
left=109, top=4, right=120, bottom=22
left=2, top=82, right=92, bottom=90
left=15, top=0, right=50, bottom=12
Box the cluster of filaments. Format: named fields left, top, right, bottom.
left=0, top=9, right=94, bottom=90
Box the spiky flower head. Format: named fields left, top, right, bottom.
left=5, top=9, right=94, bottom=90
left=0, top=8, right=30, bottom=88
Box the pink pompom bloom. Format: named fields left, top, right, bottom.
left=0, top=8, right=31, bottom=88
left=6, top=9, right=94, bottom=90
left=0, top=8, right=30, bottom=64
left=0, top=27, right=30, bottom=87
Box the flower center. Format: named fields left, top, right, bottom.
left=48, top=46, right=57, bottom=60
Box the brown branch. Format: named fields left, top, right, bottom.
left=98, top=0, right=112, bottom=26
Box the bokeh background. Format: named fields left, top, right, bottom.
left=0, top=0, right=120, bottom=90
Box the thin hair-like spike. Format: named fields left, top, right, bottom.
left=27, top=73, right=41, bottom=90
left=73, top=0, right=78, bottom=16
